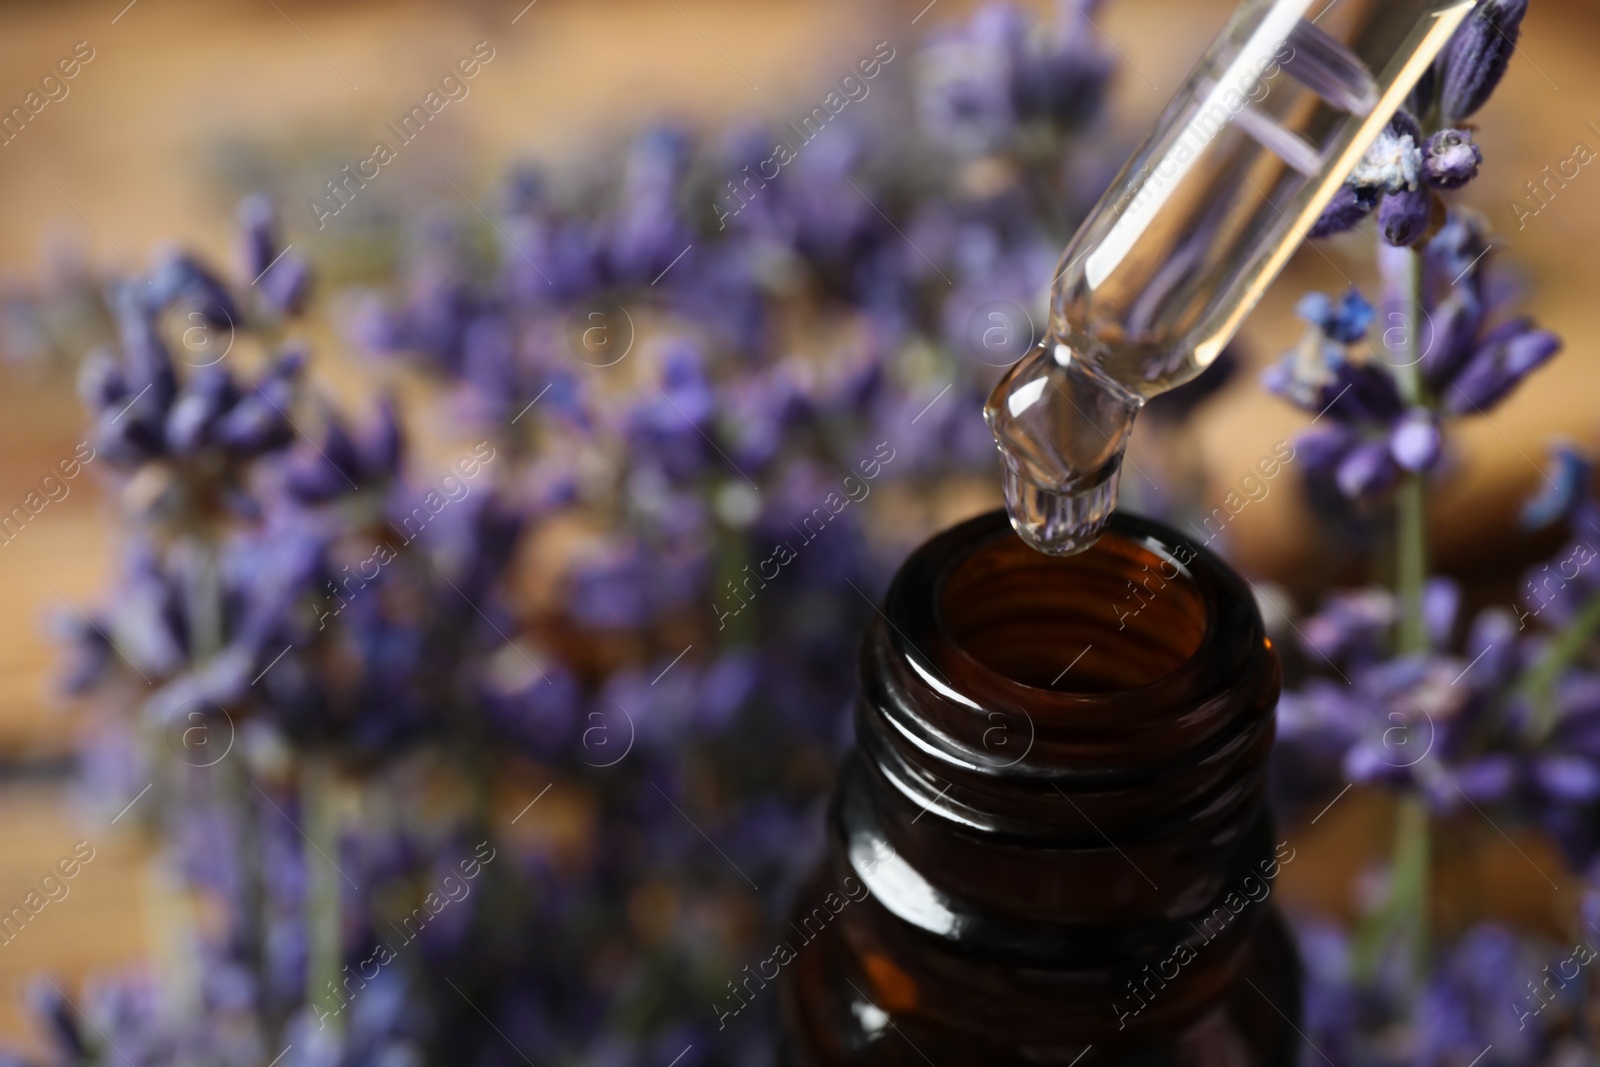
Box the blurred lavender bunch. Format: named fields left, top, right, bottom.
left=38, top=194, right=586, bottom=1067
left=327, top=6, right=1122, bottom=1063
left=1275, top=443, right=1600, bottom=861
left=11, top=4, right=1126, bottom=1067
left=917, top=0, right=1112, bottom=157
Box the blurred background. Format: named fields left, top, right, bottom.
left=0, top=0, right=1596, bottom=1063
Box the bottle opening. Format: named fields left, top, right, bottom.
left=939, top=526, right=1207, bottom=694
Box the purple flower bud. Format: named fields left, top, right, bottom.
left=699, top=651, right=759, bottom=732
left=77, top=348, right=127, bottom=412
left=93, top=405, right=166, bottom=466
left=607, top=126, right=694, bottom=284
left=1453, top=756, right=1518, bottom=803
left=1422, top=577, right=1460, bottom=649
left=266, top=345, right=307, bottom=382
left=1295, top=424, right=1359, bottom=480
left=57, top=611, right=113, bottom=694
left=1465, top=607, right=1519, bottom=685
left=917, top=12, right=1022, bottom=154
left=1336, top=439, right=1399, bottom=498
left=1309, top=184, right=1379, bottom=238
left=285, top=418, right=363, bottom=502
left=448, top=493, right=524, bottom=603
left=235, top=194, right=279, bottom=281
left=1343, top=360, right=1406, bottom=422
left=1419, top=295, right=1483, bottom=394
left=1422, top=129, right=1483, bottom=189
left=1520, top=442, right=1592, bottom=529
left=1440, top=0, right=1528, bottom=122
left=1343, top=740, right=1412, bottom=786
left=1423, top=212, right=1493, bottom=290
left=503, top=165, right=547, bottom=215
left=165, top=366, right=239, bottom=455
left=1263, top=337, right=1400, bottom=421
left=461, top=314, right=521, bottom=417
left=1389, top=409, right=1442, bottom=472
left=360, top=396, right=404, bottom=481
left=623, top=125, right=691, bottom=198
left=1444, top=324, right=1560, bottom=413
left=1565, top=707, right=1600, bottom=763
left=1534, top=755, right=1600, bottom=803
left=26, top=977, right=87, bottom=1059
left=258, top=253, right=312, bottom=317
left=212, top=378, right=294, bottom=457
left=149, top=247, right=240, bottom=329
left=1379, top=185, right=1435, bottom=247
left=113, top=283, right=178, bottom=411
left=349, top=295, right=408, bottom=356
left=1301, top=588, right=1395, bottom=663
left=1505, top=327, right=1562, bottom=378
left=1296, top=289, right=1373, bottom=344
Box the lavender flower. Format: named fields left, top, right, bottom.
left=80, top=291, right=302, bottom=503
left=1314, top=0, right=1526, bottom=240
left=1439, top=0, right=1529, bottom=122
left=1262, top=289, right=1429, bottom=499
left=1308, top=184, right=1380, bottom=238
left=1315, top=110, right=1475, bottom=246
left=1422, top=129, right=1484, bottom=189
left=1312, top=0, right=1503, bottom=249
left=281, top=397, right=403, bottom=503
left=1267, top=215, right=1561, bottom=502
left=1520, top=442, right=1593, bottom=530
left=149, top=245, right=241, bottom=330
left=236, top=194, right=313, bottom=316
left=606, top=126, right=695, bottom=285
left=1379, top=183, right=1435, bottom=247
left=916, top=0, right=1113, bottom=153
left=1415, top=218, right=1561, bottom=414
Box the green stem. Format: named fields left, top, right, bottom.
left=1524, top=593, right=1600, bottom=740
left=1354, top=248, right=1433, bottom=989
left=1389, top=250, right=1431, bottom=990
left=1396, top=794, right=1429, bottom=975
left=1352, top=794, right=1431, bottom=985
left=1396, top=474, right=1429, bottom=655
left=303, top=757, right=345, bottom=1037
left=1392, top=247, right=1429, bottom=658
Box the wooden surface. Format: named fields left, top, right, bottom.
left=0, top=0, right=1593, bottom=1049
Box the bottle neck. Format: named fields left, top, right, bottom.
left=845, top=509, right=1280, bottom=955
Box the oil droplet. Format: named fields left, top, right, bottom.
left=1000, top=457, right=1122, bottom=556
left=985, top=340, right=1141, bottom=556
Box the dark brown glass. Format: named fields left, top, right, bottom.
left=778, top=510, right=1301, bottom=1065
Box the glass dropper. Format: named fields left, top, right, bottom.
left=987, top=0, right=1477, bottom=555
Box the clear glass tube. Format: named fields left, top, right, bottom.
left=987, top=0, right=1477, bottom=555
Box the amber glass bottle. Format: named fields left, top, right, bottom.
left=778, top=510, right=1301, bottom=1065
